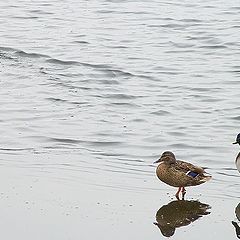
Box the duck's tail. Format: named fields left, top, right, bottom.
left=200, top=175, right=212, bottom=182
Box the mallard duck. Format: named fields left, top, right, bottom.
left=232, top=133, right=240, bottom=173
left=154, top=151, right=211, bottom=199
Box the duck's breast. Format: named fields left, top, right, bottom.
left=156, top=163, right=189, bottom=187
left=236, top=153, right=240, bottom=173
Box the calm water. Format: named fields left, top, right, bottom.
left=0, top=0, right=239, bottom=239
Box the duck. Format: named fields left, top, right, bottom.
left=232, top=133, right=240, bottom=173
left=154, top=151, right=211, bottom=199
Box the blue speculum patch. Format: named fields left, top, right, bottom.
left=187, top=171, right=199, bottom=178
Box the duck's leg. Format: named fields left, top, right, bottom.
left=175, top=187, right=181, bottom=200
left=181, top=187, right=186, bottom=200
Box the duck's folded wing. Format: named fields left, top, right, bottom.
left=175, top=160, right=204, bottom=174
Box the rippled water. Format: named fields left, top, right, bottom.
left=0, top=0, right=239, bottom=239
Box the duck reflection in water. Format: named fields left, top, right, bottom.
left=154, top=200, right=211, bottom=237
left=232, top=203, right=240, bottom=239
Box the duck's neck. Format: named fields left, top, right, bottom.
left=163, top=157, right=176, bottom=165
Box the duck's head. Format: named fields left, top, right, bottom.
left=233, top=133, right=240, bottom=145
left=154, top=151, right=176, bottom=164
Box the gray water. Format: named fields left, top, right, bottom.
left=0, top=0, right=240, bottom=239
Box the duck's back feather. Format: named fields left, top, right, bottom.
left=174, top=160, right=205, bottom=174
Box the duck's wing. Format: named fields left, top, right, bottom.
left=174, top=160, right=204, bottom=175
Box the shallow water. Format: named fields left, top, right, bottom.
left=0, top=0, right=239, bottom=239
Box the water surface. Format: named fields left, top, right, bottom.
left=0, top=0, right=239, bottom=239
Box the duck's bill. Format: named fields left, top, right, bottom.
left=233, top=141, right=238, bottom=144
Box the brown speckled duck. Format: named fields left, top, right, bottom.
left=154, top=151, right=211, bottom=199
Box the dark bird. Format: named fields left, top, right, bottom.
left=154, top=151, right=211, bottom=199
left=232, top=203, right=240, bottom=239
left=232, top=133, right=240, bottom=173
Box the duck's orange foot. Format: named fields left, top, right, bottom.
left=175, top=187, right=186, bottom=200
left=175, top=187, right=181, bottom=200
left=181, top=187, right=186, bottom=200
